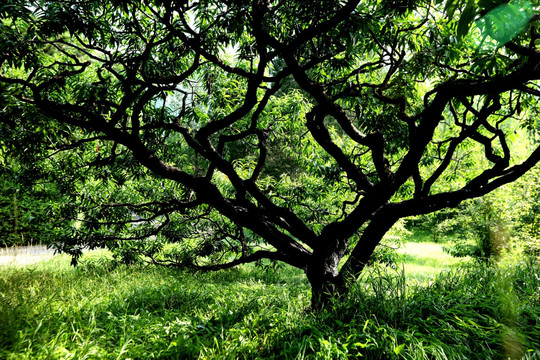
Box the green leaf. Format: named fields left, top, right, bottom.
left=444, top=0, right=461, bottom=19
left=457, top=0, right=476, bottom=39
left=394, top=343, right=406, bottom=354
left=478, top=0, right=504, bottom=11
left=353, top=341, right=371, bottom=348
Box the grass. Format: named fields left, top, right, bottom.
left=0, top=243, right=538, bottom=359
left=398, top=241, right=466, bottom=284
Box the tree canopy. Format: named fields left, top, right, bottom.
left=1, top=0, right=540, bottom=308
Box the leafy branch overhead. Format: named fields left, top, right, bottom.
left=447, top=0, right=536, bottom=41
left=1, top=0, right=540, bottom=308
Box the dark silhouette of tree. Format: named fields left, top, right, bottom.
left=1, top=0, right=540, bottom=308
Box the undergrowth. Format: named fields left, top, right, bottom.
left=0, top=249, right=538, bottom=359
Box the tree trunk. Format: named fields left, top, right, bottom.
left=307, top=212, right=400, bottom=310
left=306, top=237, right=348, bottom=310
left=340, top=211, right=399, bottom=290
left=307, top=263, right=342, bottom=310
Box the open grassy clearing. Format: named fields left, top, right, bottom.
left=398, top=241, right=467, bottom=284
left=0, top=243, right=538, bottom=359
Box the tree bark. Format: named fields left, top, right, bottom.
left=340, top=210, right=400, bottom=290
left=306, top=209, right=400, bottom=310
left=306, top=237, right=348, bottom=310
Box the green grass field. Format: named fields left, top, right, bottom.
left=0, top=242, right=538, bottom=359
left=398, top=241, right=465, bottom=284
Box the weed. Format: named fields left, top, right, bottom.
left=0, top=244, right=538, bottom=359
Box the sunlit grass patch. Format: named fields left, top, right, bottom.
left=399, top=241, right=469, bottom=284
left=403, top=227, right=434, bottom=243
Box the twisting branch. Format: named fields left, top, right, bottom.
left=306, top=108, right=373, bottom=190
left=147, top=250, right=290, bottom=271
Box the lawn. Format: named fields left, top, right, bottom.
left=0, top=242, right=538, bottom=359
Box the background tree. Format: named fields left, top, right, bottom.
left=1, top=0, right=540, bottom=308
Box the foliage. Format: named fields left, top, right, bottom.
left=513, top=168, right=540, bottom=258
left=0, top=163, right=72, bottom=247
left=438, top=197, right=509, bottom=261
left=0, top=248, right=538, bottom=359
left=417, top=162, right=540, bottom=262
left=2, top=0, right=540, bottom=307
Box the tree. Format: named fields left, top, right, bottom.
left=0, top=103, right=79, bottom=247
left=1, top=0, right=540, bottom=308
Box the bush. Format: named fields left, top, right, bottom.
left=410, top=165, right=540, bottom=264
left=437, top=198, right=509, bottom=263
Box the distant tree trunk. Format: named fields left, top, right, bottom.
left=13, top=192, right=19, bottom=237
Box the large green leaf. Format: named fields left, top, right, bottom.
left=457, top=0, right=477, bottom=39
left=476, top=0, right=535, bottom=44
